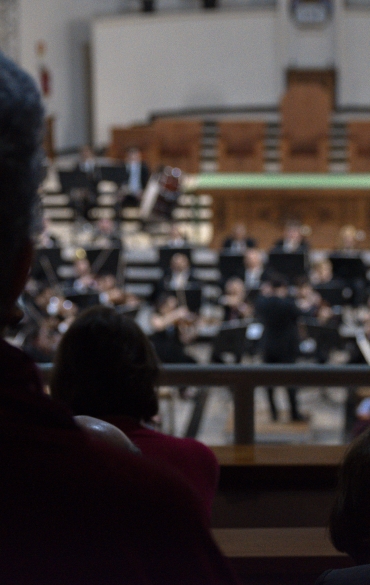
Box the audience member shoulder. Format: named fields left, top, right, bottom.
left=315, top=564, right=370, bottom=585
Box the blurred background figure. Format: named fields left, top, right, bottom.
left=222, top=222, right=256, bottom=252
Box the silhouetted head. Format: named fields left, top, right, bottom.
left=0, top=51, right=44, bottom=328
left=330, top=428, right=370, bottom=564
left=51, top=307, right=160, bottom=421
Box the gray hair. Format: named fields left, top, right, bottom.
left=0, top=51, right=44, bottom=301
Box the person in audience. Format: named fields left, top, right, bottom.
left=0, top=50, right=239, bottom=585
left=123, top=146, right=150, bottom=207
left=51, top=306, right=219, bottom=521
left=222, top=222, right=256, bottom=252
left=315, top=428, right=370, bottom=584
left=255, top=275, right=306, bottom=422
left=271, top=219, right=309, bottom=254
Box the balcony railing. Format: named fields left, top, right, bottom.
left=39, top=363, right=370, bottom=444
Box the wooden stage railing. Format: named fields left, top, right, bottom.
left=39, top=363, right=370, bottom=445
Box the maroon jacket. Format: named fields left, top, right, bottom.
left=0, top=338, right=239, bottom=585
left=104, top=416, right=219, bottom=522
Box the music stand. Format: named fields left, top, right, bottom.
left=85, top=248, right=121, bottom=276
left=267, top=252, right=306, bottom=283
left=218, top=252, right=244, bottom=282
left=58, top=170, right=90, bottom=193
left=158, top=247, right=192, bottom=270
left=212, top=321, right=249, bottom=363
left=31, top=248, right=62, bottom=284
left=100, top=165, right=128, bottom=186
left=65, top=292, right=101, bottom=310
left=329, top=255, right=367, bottom=281
left=183, top=286, right=202, bottom=313
left=314, top=284, right=352, bottom=306
left=303, top=318, right=343, bottom=355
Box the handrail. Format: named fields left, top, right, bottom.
left=39, top=363, right=370, bottom=445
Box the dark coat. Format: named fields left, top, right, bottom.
left=315, top=564, right=370, bottom=585
left=255, top=295, right=302, bottom=363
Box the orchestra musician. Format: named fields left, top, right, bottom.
left=221, top=222, right=256, bottom=252
left=210, top=278, right=253, bottom=364
left=149, top=292, right=198, bottom=366
left=270, top=219, right=309, bottom=254
left=71, top=145, right=101, bottom=221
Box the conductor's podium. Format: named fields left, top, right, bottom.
left=184, top=173, right=370, bottom=249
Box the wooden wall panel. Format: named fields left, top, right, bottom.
left=209, top=190, right=370, bottom=250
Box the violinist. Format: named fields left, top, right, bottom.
left=149, top=293, right=197, bottom=365
left=211, top=278, right=253, bottom=364
left=218, top=277, right=253, bottom=322
left=96, top=274, right=140, bottom=311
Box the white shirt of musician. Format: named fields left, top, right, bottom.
left=169, top=270, right=190, bottom=290
left=244, top=267, right=263, bottom=289
left=128, top=161, right=141, bottom=195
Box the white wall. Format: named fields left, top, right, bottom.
left=18, top=0, right=122, bottom=151
left=16, top=0, right=370, bottom=151
left=336, top=8, right=370, bottom=106
left=92, top=10, right=278, bottom=146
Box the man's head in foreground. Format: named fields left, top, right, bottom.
left=0, top=51, right=44, bottom=330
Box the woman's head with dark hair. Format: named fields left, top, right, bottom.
left=330, top=428, right=370, bottom=564
left=51, top=307, right=160, bottom=421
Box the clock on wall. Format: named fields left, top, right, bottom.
left=290, top=0, right=333, bottom=26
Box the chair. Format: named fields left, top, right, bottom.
left=348, top=121, right=370, bottom=172
left=217, top=121, right=265, bottom=172
left=280, top=84, right=331, bottom=172
left=151, top=118, right=202, bottom=173
left=108, top=125, right=155, bottom=163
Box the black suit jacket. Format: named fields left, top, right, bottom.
left=255, top=295, right=302, bottom=363
left=222, top=237, right=256, bottom=251
left=315, top=564, right=370, bottom=584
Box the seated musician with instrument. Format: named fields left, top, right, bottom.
left=270, top=219, right=309, bottom=254
left=211, top=278, right=253, bottom=364
left=51, top=306, right=219, bottom=522
left=150, top=292, right=198, bottom=366
left=221, top=222, right=256, bottom=252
